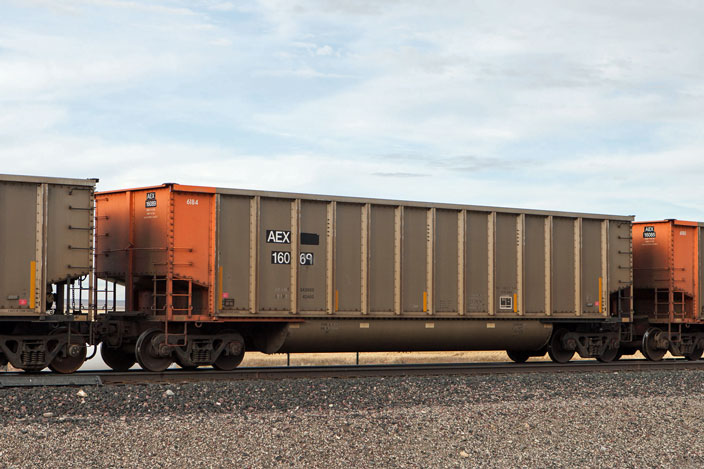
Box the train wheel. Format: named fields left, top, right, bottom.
left=641, top=327, right=667, bottom=361
left=685, top=347, right=703, bottom=361
left=135, top=329, right=173, bottom=372
left=506, top=350, right=530, bottom=363
left=548, top=329, right=574, bottom=364
left=175, top=355, right=198, bottom=371
left=101, top=346, right=136, bottom=372
left=213, top=332, right=245, bottom=371
left=596, top=345, right=620, bottom=363
left=48, top=329, right=87, bottom=374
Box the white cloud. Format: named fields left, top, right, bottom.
left=316, top=45, right=333, bottom=56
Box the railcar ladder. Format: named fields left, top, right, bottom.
left=654, top=288, right=686, bottom=321
left=151, top=275, right=191, bottom=346
left=617, top=286, right=634, bottom=342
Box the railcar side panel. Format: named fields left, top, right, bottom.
left=524, top=215, right=547, bottom=315
left=581, top=219, right=603, bottom=315
left=369, top=205, right=395, bottom=314
left=94, top=191, right=129, bottom=280
left=1, top=175, right=96, bottom=316
left=334, top=203, right=362, bottom=313
left=465, top=211, right=489, bottom=314
left=298, top=200, right=328, bottom=313
left=402, top=207, right=428, bottom=314
left=0, top=182, right=38, bottom=313
left=258, top=198, right=293, bottom=312
left=133, top=187, right=170, bottom=278
left=46, top=184, right=93, bottom=284
left=608, top=220, right=632, bottom=317
left=218, top=195, right=251, bottom=312
left=494, top=213, right=519, bottom=316
left=552, top=217, right=576, bottom=314
left=434, top=209, right=459, bottom=313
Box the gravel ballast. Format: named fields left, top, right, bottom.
left=1, top=370, right=703, bottom=468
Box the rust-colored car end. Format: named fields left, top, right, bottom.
left=633, top=220, right=703, bottom=324
left=96, top=184, right=217, bottom=322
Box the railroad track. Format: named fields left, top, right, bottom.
left=2, top=358, right=704, bottom=388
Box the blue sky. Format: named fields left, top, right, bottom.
left=2, top=0, right=704, bottom=220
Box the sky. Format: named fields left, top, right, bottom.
left=1, top=0, right=704, bottom=220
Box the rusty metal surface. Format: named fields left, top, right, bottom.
left=633, top=220, right=702, bottom=323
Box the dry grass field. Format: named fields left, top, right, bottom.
left=239, top=349, right=651, bottom=367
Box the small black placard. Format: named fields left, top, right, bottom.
left=300, top=232, right=319, bottom=245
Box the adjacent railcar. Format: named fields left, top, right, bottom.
left=632, top=220, right=704, bottom=360
left=0, top=174, right=97, bottom=372
left=95, top=183, right=634, bottom=371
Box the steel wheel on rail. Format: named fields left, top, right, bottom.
left=506, top=350, right=530, bottom=363
left=685, top=346, right=703, bottom=361
left=596, top=345, right=620, bottom=363
left=548, top=328, right=575, bottom=364
left=212, top=331, right=245, bottom=371
left=101, top=345, right=136, bottom=372
left=48, top=329, right=87, bottom=374
left=641, top=327, right=667, bottom=361
left=135, top=329, right=173, bottom=372
left=175, top=355, right=198, bottom=371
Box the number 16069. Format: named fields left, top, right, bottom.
left=271, top=251, right=314, bottom=265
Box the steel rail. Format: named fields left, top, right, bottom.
left=2, top=358, right=704, bottom=388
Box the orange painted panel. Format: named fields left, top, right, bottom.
left=633, top=221, right=673, bottom=290
left=95, top=187, right=172, bottom=278
left=633, top=220, right=700, bottom=322
left=96, top=184, right=217, bottom=317
left=132, top=187, right=170, bottom=277
left=673, top=223, right=698, bottom=297
left=633, top=220, right=698, bottom=296
left=95, top=191, right=129, bottom=278
left=172, top=190, right=214, bottom=286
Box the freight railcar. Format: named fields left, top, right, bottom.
left=632, top=220, right=704, bottom=360
left=95, top=183, right=634, bottom=371
left=0, top=174, right=97, bottom=372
